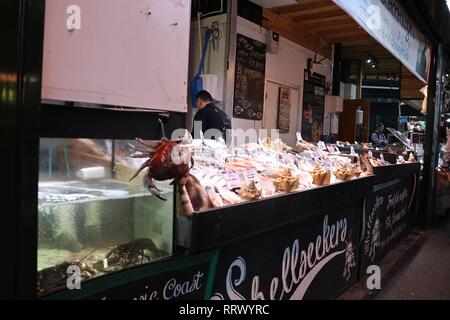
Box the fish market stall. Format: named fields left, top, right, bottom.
left=39, top=136, right=383, bottom=300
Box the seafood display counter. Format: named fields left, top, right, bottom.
left=177, top=176, right=374, bottom=252
left=38, top=137, right=419, bottom=300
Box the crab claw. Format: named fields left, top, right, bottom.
left=145, top=176, right=166, bottom=201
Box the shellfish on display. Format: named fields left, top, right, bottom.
left=335, top=165, right=354, bottom=182
left=311, top=164, right=331, bottom=186
left=238, top=181, right=262, bottom=201
left=272, top=169, right=300, bottom=193
left=128, top=131, right=193, bottom=200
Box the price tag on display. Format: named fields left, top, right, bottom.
left=311, top=151, right=321, bottom=160
left=334, top=146, right=341, bottom=154
left=322, top=157, right=333, bottom=169
left=318, top=141, right=326, bottom=151
left=243, top=170, right=260, bottom=184
left=296, top=132, right=303, bottom=142
left=225, top=173, right=242, bottom=190
left=368, top=150, right=373, bottom=158
left=350, top=146, right=357, bottom=156
left=327, top=145, right=335, bottom=153
left=380, top=153, right=385, bottom=162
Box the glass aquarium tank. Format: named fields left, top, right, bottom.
left=37, top=138, right=174, bottom=296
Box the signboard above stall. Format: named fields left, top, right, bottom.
left=42, top=0, right=192, bottom=112
left=333, top=0, right=431, bottom=83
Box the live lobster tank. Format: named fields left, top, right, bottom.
left=37, top=138, right=174, bottom=296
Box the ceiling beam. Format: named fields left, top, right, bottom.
left=292, top=9, right=346, bottom=23
left=314, top=23, right=361, bottom=33
left=286, top=5, right=339, bottom=18
left=262, top=8, right=332, bottom=56
left=316, top=25, right=362, bottom=37
left=271, top=0, right=333, bottom=15
left=299, top=14, right=352, bottom=25
left=325, top=31, right=370, bottom=42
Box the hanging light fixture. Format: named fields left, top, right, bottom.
left=366, top=52, right=377, bottom=69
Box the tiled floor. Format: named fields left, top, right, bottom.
left=375, top=215, right=450, bottom=300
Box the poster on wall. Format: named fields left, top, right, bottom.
left=234, top=34, right=266, bottom=121
left=332, top=0, right=431, bottom=83
left=278, top=87, right=291, bottom=133
left=301, top=70, right=326, bottom=142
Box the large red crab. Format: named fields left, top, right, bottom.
left=128, top=134, right=193, bottom=200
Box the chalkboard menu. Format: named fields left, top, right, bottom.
left=234, top=34, right=266, bottom=121
left=301, top=70, right=326, bottom=142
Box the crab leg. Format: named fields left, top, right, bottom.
left=129, top=159, right=151, bottom=182
left=136, top=138, right=161, bottom=149
left=145, top=175, right=166, bottom=201
left=128, top=143, right=154, bottom=154
left=128, top=153, right=152, bottom=158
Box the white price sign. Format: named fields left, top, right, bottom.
left=322, top=157, right=333, bottom=169
left=225, top=173, right=242, bottom=190
left=243, top=170, right=260, bottom=184
left=318, top=141, right=327, bottom=151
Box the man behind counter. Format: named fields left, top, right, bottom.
left=371, top=123, right=389, bottom=148
left=192, top=90, right=231, bottom=140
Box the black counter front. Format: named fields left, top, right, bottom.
left=360, top=163, right=420, bottom=273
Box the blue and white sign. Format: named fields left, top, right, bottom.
left=333, top=0, right=431, bottom=83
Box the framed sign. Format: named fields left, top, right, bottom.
left=301, top=71, right=326, bottom=142
left=278, top=87, right=291, bottom=133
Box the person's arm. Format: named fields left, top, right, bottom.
left=371, top=133, right=382, bottom=146
left=380, top=134, right=388, bottom=146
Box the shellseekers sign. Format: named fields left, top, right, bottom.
left=211, top=213, right=358, bottom=300
left=333, top=0, right=431, bottom=83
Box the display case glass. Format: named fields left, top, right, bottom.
left=37, top=138, right=174, bottom=296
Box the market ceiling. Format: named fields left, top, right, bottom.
left=261, top=0, right=401, bottom=77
